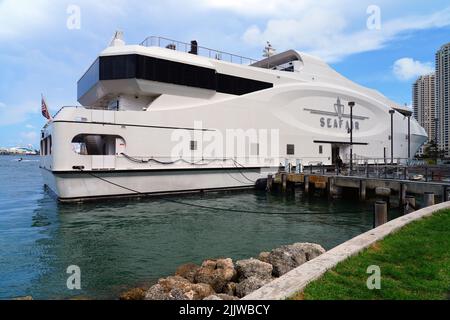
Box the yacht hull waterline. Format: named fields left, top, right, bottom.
left=40, top=34, right=428, bottom=202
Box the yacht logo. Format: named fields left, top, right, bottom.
left=304, top=98, right=369, bottom=131
left=334, top=98, right=345, bottom=121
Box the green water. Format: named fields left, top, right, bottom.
left=0, top=155, right=381, bottom=299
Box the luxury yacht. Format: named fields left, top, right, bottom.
left=40, top=32, right=427, bottom=202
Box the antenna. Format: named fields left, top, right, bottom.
left=263, top=41, right=276, bottom=58
left=263, top=41, right=276, bottom=69
left=109, top=31, right=125, bottom=47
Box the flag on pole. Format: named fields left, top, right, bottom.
left=41, top=94, right=52, bottom=120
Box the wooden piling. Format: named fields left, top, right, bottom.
left=399, top=183, right=406, bottom=207
left=374, top=201, right=388, bottom=228
left=424, top=192, right=435, bottom=207
left=304, top=175, right=310, bottom=194
left=328, top=177, right=334, bottom=199
left=266, top=175, right=273, bottom=192
left=359, top=180, right=366, bottom=201
left=281, top=173, right=287, bottom=193
left=405, top=196, right=416, bottom=214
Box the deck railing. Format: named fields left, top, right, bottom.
left=140, top=36, right=258, bottom=66
left=298, top=161, right=450, bottom=182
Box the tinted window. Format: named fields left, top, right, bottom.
left=77, top=58, right=99, bottom=100
left=100, top=55, right=137, bottom=80
left=135, top=55, right=216, bottom=90
left=79, top=54, right=274, bottom=97
left=287, top=144, right=295, bottom=155
left=216, top=74, right=273, bottom=95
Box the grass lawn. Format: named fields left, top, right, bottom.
left=292, top=210, right=450, bottom=300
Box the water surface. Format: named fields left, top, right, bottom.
left=0, top=155, right=383, bottom=299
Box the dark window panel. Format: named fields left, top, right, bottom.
left=287, top=144, right=295, bottom=155
left=79, top=54, right=274, bottom=96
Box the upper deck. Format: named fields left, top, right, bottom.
left=140, top=36, right=259, bottom=66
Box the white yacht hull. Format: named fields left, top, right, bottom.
left=41, top=167, right=273, bottom=202
left=39, top=37, right=428, bottom=202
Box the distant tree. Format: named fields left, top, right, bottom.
left=422, top=141, right=444, bottom=163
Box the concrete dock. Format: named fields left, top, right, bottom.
left=268, top=170, right=450, bottom=204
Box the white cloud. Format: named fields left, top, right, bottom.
left=0, top=0, right=53, bottom=40
left=393, top=58, right=434, bottom=81
left=241, top=5, right=450, bottom=62
left=0, top=0, right=132, bottom=42
left=25, top=124, right=35, bottom=129
left=201, top=0, right=316, bottom=17
left=20, top=130, right=38, bottom=143
left=0, top=101, right=38, bottom=126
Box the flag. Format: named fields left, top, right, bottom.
left=41, top=94, right=52, bottom=120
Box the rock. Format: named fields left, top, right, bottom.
left=194, top=258, right=236, bottom=293
left=119, top=287, right=147, bottom=300
left=292, top=243, right=326, bottom=262
left=236, top=258, right=273, bottom=282
left=224, top=282, right=237, bottom=297
left=235, top=276, right=272, bottom=298
left=267, top=243, right=326, bottom=277
left=145, top=284, right=176, bottom=300
left=145, top=276, right=215, bottom=300
left=203, top=295, right=222, bottom=300
left=204, top=294, right=240, bottom=301
left=266, top=248, right=301, bottom=277
left=176, top=263, right=201, bottom=283
left=13, top=296, right=33, bottom=300
left=258, top=252, right=270, bottom=263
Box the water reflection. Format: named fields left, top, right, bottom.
left=1, top=156, right=377, bottom=299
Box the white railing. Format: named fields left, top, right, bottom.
left=140, top=36, right=258, bottom=66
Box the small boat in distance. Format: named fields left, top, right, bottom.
left=40, top=32, right=427, bottom=202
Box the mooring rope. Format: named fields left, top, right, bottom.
left=78, top=169, right=355, bottom=216
left=121, top=153, right=258, bottom=183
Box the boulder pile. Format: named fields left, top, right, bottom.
left=121, top=242, right=326, bottom=300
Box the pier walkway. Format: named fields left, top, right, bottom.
left=266, top=164, right=450, bottom=204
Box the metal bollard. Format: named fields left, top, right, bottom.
left=374, top=201, right=388, bottom=228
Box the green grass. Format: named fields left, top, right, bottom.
left=292, top=210, right=450, bottom=300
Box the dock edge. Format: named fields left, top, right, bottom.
left=242, top=201, right=450, bottom=300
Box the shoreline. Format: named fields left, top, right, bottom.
left=244, top=201, right=450, bottom=300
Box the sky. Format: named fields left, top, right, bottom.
left=0, top=0, right=449, bottom=148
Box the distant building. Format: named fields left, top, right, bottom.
left=436, top=42, right=450, bottom=156
left=413, top=73, right=436, bottom=155
left=0, top=146, right=38, bottom=155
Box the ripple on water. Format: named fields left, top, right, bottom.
left=0, top=155, right=380, bottom=299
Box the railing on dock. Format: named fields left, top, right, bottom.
left=284, top=157, right=450, bottom=183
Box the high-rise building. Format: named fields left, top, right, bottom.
left=413, top=74, right=436, bottom=149
left=436, top=42, right=450, bottom=156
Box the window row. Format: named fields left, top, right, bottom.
left=41, top=136, right=52, bottom=156
left=286, top=144, right=324, bottom=155
left=78, top=54, right=274, bottom=98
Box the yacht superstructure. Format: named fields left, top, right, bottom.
left=40, top=33, right=427, bottom=202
